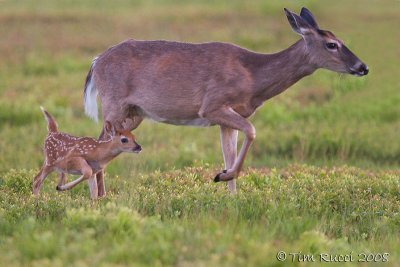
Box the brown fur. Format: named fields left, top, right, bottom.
left=84, top=8, right=368, bottom=193
left=33, top=108, right=141, bottom=199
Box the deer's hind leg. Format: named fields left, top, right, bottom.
left=57, top=172, right=67, bottom=187
left=201, top=106, right=255, bottom=183
left=56, top=158, right=96, bottom=198
left=33, top=165, right=53, bottom=196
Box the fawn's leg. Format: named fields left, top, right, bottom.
left=56, top=158, right=92, bottom=192
left=87, top=174, right=98, bottom=200
left=33, top=165, right=53, bottom=196
left=96, top=127, right=107, bottom=197
left=57, top=172, right=67, bottom=187
left=220, top=126, right=238, bottom=193
left=96, top=171, right=106, bottom=197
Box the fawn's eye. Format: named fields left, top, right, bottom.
left=121, top=137, right=129, bottom=143
left=326, top=42, right=338, bottom=50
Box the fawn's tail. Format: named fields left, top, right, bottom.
left=40, top=106, right=58, bottom=132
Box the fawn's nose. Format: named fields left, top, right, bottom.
left=133, top=144, right=142, bottom=153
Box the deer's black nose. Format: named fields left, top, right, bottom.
left=358, top=63, right=369, bottom=75
left=350, top=62, right=369, bottom=76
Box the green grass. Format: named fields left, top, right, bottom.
left=0, top=0, right=399, bottom=266
left=1, top=166, right=399, bottom=266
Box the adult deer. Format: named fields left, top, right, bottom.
left=83, top=7, right=368, bottom=195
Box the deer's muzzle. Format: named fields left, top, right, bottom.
left=350, top=62, right=369, bottom=76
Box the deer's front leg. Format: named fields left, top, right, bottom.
left=96, top=170, right=106, bottom=197
left=96, top=127, right=111, bottom=198
left=220, top=126, right=238, bottom=193
left=96, top=128, right=108, bottom=197
left=202, top=107, right=255, bottom=182
left=87, top=174, right=98, bottom=200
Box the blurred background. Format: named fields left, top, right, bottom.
left=0, top=0, right=399, bottom=176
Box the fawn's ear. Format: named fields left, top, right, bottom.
left=104, top=121, right=116, bottom=136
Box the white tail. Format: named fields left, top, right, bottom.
left=84, top=57, right=99, bottom=122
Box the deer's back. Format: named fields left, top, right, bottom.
left=94, top=39, right=251, bottom=88
left=93, top=40, right=255, bottom=122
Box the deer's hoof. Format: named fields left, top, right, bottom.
left=56, top=185, right=62, bottom=191
left=98, top=192, right=106, bottom=198
left=213, top=170, right=227, bottom=183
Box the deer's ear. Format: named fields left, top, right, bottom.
left=284, top=8, right=313, bottom=36
left=300, top=7, right=319, bottom=29
left=104, top=121, right=116, bottom=136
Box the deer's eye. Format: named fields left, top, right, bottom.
left=326, top=42, right=338, bottom=50
left=121, top=137, right=129, bottom=143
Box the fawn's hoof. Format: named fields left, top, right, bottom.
left=56, top=185, right=62, bottom=191
left=214, top=170, right=227, bottom=183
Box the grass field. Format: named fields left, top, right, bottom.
left=0, top=0, right=399, bottom=266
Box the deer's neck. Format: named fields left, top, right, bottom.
left=245, top=39, right=317, bottom=103
left=94, top=139, right=121, bottom=163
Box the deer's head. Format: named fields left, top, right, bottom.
left=284, top=7, right=368, bottom=76
left=104, top=121, right=142, bottom=153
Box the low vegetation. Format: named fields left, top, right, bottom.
left=1, top=166, right=399, bottom=266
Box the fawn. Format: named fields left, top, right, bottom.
left=32, top=107, right=142, bottom=199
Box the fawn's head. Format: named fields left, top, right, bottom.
left=104, top=121, right=142, bottom=153
left=284, top=7, right=368, bottom=76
